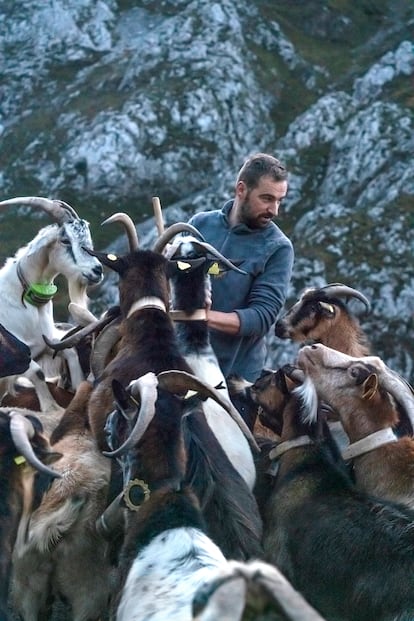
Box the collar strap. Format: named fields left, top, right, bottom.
left=269, top=435, right=313, bottom=461
left=170, top=309, right=207, bottom=321
left=17, top=262, right=57, bottom=307
left=341, top=427, right=398, bottom=461
left=127, top=297, right=167, bottom=318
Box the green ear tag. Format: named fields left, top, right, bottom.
left=24, top=283, right=58, bottom=306
left=14, top=455, right=26, bottom=466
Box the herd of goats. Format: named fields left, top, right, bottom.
left=0, top=196, right=414, bottom=621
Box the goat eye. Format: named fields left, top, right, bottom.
left=60, top=237, right=71, bottom=246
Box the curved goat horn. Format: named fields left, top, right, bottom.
left=102, top=212, right=139, bottom=251
left=152, top=222, right=206, bottom=253
left=103, top=372, right=159, bottom=458
left=157, top=370, right=259, bottom=452
left=372, top=363, right=414, bottom=433
left=90, top=318, right=122, bottom=380
left=318, top=283, right=371, bottom=313
left=0, top=196, right=79, bottom=224
left=9, top=412, right=61, bottom=478
left=43, top=311, right=118, bottom=352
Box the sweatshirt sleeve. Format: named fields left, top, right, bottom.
left=235, top=240, right=294, bottom=337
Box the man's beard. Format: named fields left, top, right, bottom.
left=239, top=195, right=268, bottom=229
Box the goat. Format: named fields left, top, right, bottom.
left=192, top=559, right=326, bottom=621
left=0, top=323, right=31, bottom=378
left=297, top=343, right=414, bottom=509
left=10, top=380, right=113, bottom=621
left=274, top=282, right=371, bottom=356
left=83, top=222, right=263, bottom=561
left=250, top=364, right=414, bottom=621
left=0, top=410, right=61, bottom=621
left=0, top=196, right=103, bottom=410
left=103, top=371, right=238, bottom=621
left=153, top=224, right=257, bottom=490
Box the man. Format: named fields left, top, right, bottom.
left=188, top=152, right=294, bottom=382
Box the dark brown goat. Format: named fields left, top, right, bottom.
left=0, top=410, right=60, bottom=621
left=85, top=242, right=263, bottom=561
left=274, top=283, right=371, bottom=356
left=250, top=365, right=414, bottom=621
left=0, top=323, right=31, bottom=378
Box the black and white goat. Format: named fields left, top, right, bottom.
left=104, top=371, right=234, bottom=621
left=153, top=224, right=257, bottom=490
left=0, top=196, right=103, bottom=410
left=251, top=365, right=414, bottom=621
left=0, top=409, right=61, bottom=621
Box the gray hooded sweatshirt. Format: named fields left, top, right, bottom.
left=188, top=200, right=294, bottom=381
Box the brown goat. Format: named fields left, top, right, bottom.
left=10, top=381, right=113, bottom=621
left=297, top=343, right=414, bottom=510
left=274, top=283, right=371, bottom=356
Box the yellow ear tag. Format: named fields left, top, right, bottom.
left=107, top=253, right=118, bottom=261
left=184, top=390, right=198, bottom=399
left=14, top=455, right=26, bottom=466
left=208, top=262, right=220, bottom=275
left=177, top=261, right=191, bottom=271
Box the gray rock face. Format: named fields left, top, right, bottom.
left=1, top=0, right=413, bottom=381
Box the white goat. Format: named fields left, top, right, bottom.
left=0, top=197, right=103, bottom=410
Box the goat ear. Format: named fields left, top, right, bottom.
left=362, top=374, right=379, bottom=400
left=167, top=257, right=205, bottom=276
left=82, top=246, right=124, bottom=273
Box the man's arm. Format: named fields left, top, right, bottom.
left=206, top=309, right=240, bottom=335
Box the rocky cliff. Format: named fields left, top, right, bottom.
left=1, top=0, right=413, bottom=380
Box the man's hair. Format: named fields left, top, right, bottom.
left=236, top=153, right=288, bottom=189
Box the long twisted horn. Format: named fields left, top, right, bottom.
left=101, top=212, right=139, bottom=251
left=43, top=310, right=119, bottom=351
left=0, top=197, right=79, bottom=224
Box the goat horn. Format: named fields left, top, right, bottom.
left=0, top=196, right=79, bottom=224
left=318, top=283, right=371, bottom=312
left=43, top=312, right=117, bottom=351
left=169, top=235, right=248, bottom=275
left=157, top=370, right=260, bottom=453
left=103, top=372, right=159, bottom=457
left=152, top=196, right=165, bottom=236
left=68, top=302, right=98, bottom=326
left=152, top=223, right=206, bottom=253
left=90, top=318, right=122, bottom=380
left=102, top=212, right=139, bottom=251
left=9, top=412, right=62, bottom=478
left=374, top=364, right=414, bottom=433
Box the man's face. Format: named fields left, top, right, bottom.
left=237, top=175, right=288, bottom=229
